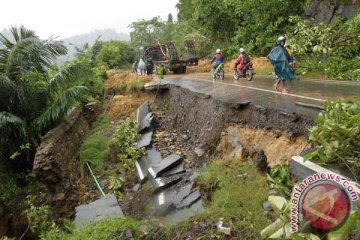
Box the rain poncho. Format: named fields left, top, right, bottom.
left=267, top=46, right=299, bottom=81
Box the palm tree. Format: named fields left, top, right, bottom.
left=0, top=26, right=88, bottom=165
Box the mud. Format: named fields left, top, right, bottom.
left=153, top=86, right=313, bottom=167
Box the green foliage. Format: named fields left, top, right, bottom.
left=0, top=26, right=99, bottom=169
left=80, top=116, right=110, bottom=173
left=306, top=100, right=360, bottom=178
left=195, top=158, right=272, bottom=238
left=288, top=13, right=360, bottom=80
left=40, top=217, right=140, bottom=240
left=25, top=199, right=57, bottom=236
left=112, top=118, right=145, bottom=172
left=117, top=83, right=127, bottom=94
left=261, top=196, right=293, bottom=239
left=155, top=65, right=167, bottom=79
left=267, top=163, right=294, bottom=197
left=0, top=166, right=22, bottom=202
left=108, top=176, right=125, bottom=198
left=129, top=17, right=165, bottom=48
left=126, top=80, right=145, bottom=92
left=96, top=41, right=136, bottom=69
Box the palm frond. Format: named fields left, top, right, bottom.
left=48, top=61, right=88, bottom=92
left=33, top=86, right=88, bottom=130
left=0, top=111, right=26, bottom=136
left=0, top=74, right=25, bottom=110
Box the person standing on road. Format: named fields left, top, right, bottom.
left=132, top=60, right=138, bottom=74
left=268, top=36, right=299, bottom=93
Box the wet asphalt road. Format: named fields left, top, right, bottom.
left=160, top=73, right=360, bottom=118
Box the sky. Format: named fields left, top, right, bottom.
left=0, top=0, right=179, bottom=39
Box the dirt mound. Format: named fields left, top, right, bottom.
left=105, top=70, right=152, bottom=90
left=106, top=94, right=151, bottom=120
left=105, top=69, right=154, bottom=120
left=252, top=56, right=272, bottom=69
left=187, top=57, right=272, bottom=74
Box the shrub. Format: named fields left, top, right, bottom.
left=111, top=118, right=145, bottom=172
left=306, top=100, right=360, bottom=179
left=80, top=116, right=110, bottom=173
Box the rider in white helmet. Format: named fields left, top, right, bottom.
left=211, top=48, right=224, bottom=71
left=234, top=47, right=250, bottom=77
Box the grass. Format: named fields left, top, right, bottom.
left=152, top=158, right=273, bottom=239
left=126, top=80, right=145, bottom=92
left=41, top=217, right=141, bottom=240
left=80, top=115, right=111, bottom=174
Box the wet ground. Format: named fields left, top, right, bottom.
left=161, top=73, right=360, bottom=118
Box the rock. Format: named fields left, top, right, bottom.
left=132, top=184, right=140, bottom=192
left=255, top=150, right=268, bottom=172
left=55, top=192, right=65, bottom=201
left=262, top=200, right=273, bottom=211
left=217, top=218, right=231, bottom=236
left=182, top=134, right=188, bottom=140
left=194, top=146, right=205, bottom=157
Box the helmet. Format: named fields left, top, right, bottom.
left=239, top=48, right=244, bottom=53
left=216, top=49, right=221, bottom=53
left=277, top=36, right=286, bottom=43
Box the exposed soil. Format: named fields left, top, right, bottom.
left=152, top=86, right=313, bottom=169
left=186, top=57, right=273, bottom=74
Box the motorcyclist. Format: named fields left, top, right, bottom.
left=234, top=48, right=250, bottom=76
left=211, top=49, right=224, bottom=72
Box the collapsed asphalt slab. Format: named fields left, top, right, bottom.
left=75, top=194, right=124, bottom=229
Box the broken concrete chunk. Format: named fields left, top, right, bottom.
left=139, top=112, right=154, bottom=132
left=136, top=102, right=149, bottom=125
left=149, top=174, right=183, bottom=192
left=176, top=190, right=201, bottom=209
left=144, top=82, right=170, bottom=91
left=148, top=154, right=182, bottom=178
left=161, top=163, right=185, bottom=177
left=135, top=156, right=150, bottom=182
left=135, top=131, right=153, bottom=149
left=146, top=146, right=163, bottom=165
left=75, top=194, right=124, bottom=229
left=135, top=147, right=163, bottom=182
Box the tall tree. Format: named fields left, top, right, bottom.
left=129, top=17, right=165, bottom=48
left=0, top=26, right=88, bottom=167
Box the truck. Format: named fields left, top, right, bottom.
left=139, top=40, right=198, bottom=74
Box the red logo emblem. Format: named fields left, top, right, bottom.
left=301, top=182, right=350, bottom=230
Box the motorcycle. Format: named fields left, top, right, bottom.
left=233, top=62, right=255, bottom=81
left=212, top=63, right=224, bottom=80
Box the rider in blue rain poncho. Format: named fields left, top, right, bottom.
left=268, top=36, right=299, bottom=93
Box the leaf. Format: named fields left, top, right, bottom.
left=261, top=218, right=285, bottom=238
left=328, top=210, right=360, bottom=240
left=268, top=196, right=288, bottom=212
